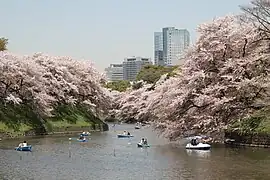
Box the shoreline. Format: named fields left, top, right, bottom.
left=0, top=129, right=104, bottom=141
left=0, top=122, right=109, bottom=140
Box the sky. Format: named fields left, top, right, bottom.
left=0, top=0, right=251, bottom=72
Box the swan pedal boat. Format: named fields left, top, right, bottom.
left=185, top=143, right=211, bottom=150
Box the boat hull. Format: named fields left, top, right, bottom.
left=117, top=134, right=134, bottom=138
left=15, top=145, right=32, bottom=152
left=185, top=143, right=211, bottom=150
left=80, top=133, right=89, bottom=136
left=137, top=143, right=150, bottom=148
left=134, top=126, right=140, bottom=129
left=77, top=139, right=88, bottom=142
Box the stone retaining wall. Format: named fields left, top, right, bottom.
left=224, top=131, right=270, bottom=148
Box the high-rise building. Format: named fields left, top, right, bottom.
left=123, top=56, right=152, bottom=81
left=104, top=64, right=124, bottom=82
left=162, top=27, right=190, bottom=66
left=154, top=32, right=164, bottom=66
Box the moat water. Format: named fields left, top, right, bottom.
left=0, top=124, right=270, bottom=180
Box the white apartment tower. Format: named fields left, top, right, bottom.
left=154, top=27, right=190, bottom=66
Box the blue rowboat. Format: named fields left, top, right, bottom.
left=117, top=134, right=134, bottom=138
left=15, top=145, right=32, bottom=152
left=137, top=143, right=150, bottom=148
left=77, top=139, right=88, bottom=142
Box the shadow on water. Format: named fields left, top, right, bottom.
left=1, top=124, right=270, bottom=179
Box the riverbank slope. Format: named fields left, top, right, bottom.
left=0, top=103, right=108, bottom=139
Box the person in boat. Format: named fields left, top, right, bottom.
left=79, top=135, right=85, bottom=140
left=144, top=138, right=148, bottom=145
left=127, top=132, right=130, bottom=135
left=191, top=138, right=198, bottom=146
left=123, top=131, right=127, bottom=135
left=18, top=141, right=27, bottom=148
left=140, top=138, right=145, bottom=144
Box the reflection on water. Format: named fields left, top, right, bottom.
left=186, top=149, right=211, bottom=158
left=0, top=124, right=270, bottom=180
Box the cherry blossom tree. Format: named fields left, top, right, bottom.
left=0, top=51, right=112, bottom=129
left=111, top=12, right=270, bottom=141
left=240, top=0, right=270, bottom=36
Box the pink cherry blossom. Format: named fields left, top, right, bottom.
left=0, top=51, right=112, bottom=118
left=110, top=14, right=270, bottom=141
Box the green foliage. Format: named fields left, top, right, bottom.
left=0, top=101, right=105, bottom=137
left=0, top=37, right=8, bottom=51
left=49, top=103, right=101, bottom=124
left=132, top=81, right=143, bottom=90
left=136, top=65, right=179, bottom=84
left=0, top=101, right=44, bottom=131
left=104, top=80, right=131, bottom=92
left=230, top=107, right=270, bottom=134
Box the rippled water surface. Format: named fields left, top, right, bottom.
left=1, top=124, right=270, bottom=180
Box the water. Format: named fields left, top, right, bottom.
left=1, top=124, right=270, bottom=180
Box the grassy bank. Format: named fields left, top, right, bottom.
left=0, top=122, right=32, bottom=137
left=229, top=107, right=270, bottom=134
left=0, top=102, right=107, bottom=138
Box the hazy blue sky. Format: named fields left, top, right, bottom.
left=1, top=0, right=250, bottom=72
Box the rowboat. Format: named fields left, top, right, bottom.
left=137, top=143, right=150, bottom=148
left=15, top=145, right=32, bottom=152
left=117, top=134, right=134, bottom=138
left=77, top=139, right=88, bottom=142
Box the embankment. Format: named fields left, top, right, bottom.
left=224, top=131, right=270, bottom=148
left=224, top=107, right=270, bottom=147
left=0, top=103, right=108, bottom=139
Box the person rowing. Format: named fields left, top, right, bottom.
left=144, top=138, right=148, bottom=145
left=82, top=130, right=89, bottom=135
left=79, top=135, right=86, bottom=140
left=18, top=141, right=27, bottom=148
left=139, top=138, right=148, bottom=145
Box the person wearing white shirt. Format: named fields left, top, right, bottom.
left=18, top=141, right=27, bottom=147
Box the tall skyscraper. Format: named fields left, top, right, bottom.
left=160, top=27, right=190, bottom=66
left=154, top=32, right=164, bottom=66
left=105, top=64, right=124, bottom=82
left=123, top=56, right=152, bottom=81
